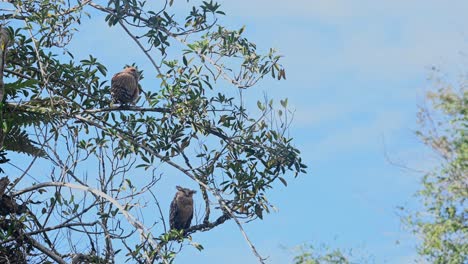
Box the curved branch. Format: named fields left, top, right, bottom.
left=28, top=236, right=67, bottom=264
left=186, top=213, right=230, bottom=234
left=13, top=182, right=158, bottom=257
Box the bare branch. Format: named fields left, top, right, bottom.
left=13, top=181, right=159, bottom=255
left=27, top=236, right=67, bottom=264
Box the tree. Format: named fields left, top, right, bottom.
left=291, top=243, right=374, bottom=264
left=407, top=69, right=467, bottom=264
left=0, top=0, right=305, bottom=263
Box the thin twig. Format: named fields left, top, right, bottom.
left=23, top=19, right=49, bottom=99
left=182, top=151, right=211, bottom=224
left=118, top=20, right=163, bottom=77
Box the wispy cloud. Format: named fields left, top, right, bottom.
left=223, top=0, right=467, bottom=80
left=223, top=0, right=468, bottom=23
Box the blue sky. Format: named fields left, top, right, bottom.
left=4, top=0, right=468, bottom=263
left=171, top=1, right=467, bottom=263
left=190, top=1, right=466, bottom=263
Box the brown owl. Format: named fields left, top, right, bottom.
left=170, top=186, right=196, bottom=231
left=110, top=67, right=140, bottom=105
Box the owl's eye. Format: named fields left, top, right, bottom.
left=130, top=68, right=136, bottom=72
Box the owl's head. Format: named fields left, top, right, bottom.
left=124, top=67, right=140, bottom=80
left=176, top=186, right=196, bottom=197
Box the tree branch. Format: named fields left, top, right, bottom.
left=27, top=235, right=67, bottom=264
left=73, top=114, right=267, bottom=263
left=0, top=26, right=10, bottom=149
left=83, top=105, right=170, bottom=114
left=0, top=221, right=98, bottom=245
left=13, top=181, right=158, bottom=260
left=186, top=213, right=230, bottom=234
left=118, top=20, right=163, bottom=77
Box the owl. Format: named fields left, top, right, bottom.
left=110, top=67, right=140, bottom=105
left=170, top=186, right=196, bottom=231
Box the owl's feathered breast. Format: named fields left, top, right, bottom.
left=170, top=193, right=194, bottom=230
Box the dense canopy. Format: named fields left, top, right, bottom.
left=0, top=1, right=305, bottom=263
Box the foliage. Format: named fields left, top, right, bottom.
left=292, top=243, right=374, bottom=264
left=0, top=0, right=305, bottom=263
left=408, top=69, right=468, bottom=263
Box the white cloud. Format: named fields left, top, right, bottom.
left=221, top=0, right=468, bottom=81
left=223, top=0, right=468, bottom=23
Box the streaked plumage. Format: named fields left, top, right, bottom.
left=170, top=186, right=196, bottom=231
left=110, top=67, right=140, bottom=105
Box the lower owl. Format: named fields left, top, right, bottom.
left=170, top=186, right=196, bottom=231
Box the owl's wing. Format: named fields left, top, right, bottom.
left=169, top=198, right=179, bottom=230
left=111, top=72, right=137, bottom=90
left=185, top=207, right=194, bottom=229
left=110, top=72, right=139, bottom=103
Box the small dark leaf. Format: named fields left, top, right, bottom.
left=279, top=177, right=287, bottom=186
left=255, top=204, right=263, bottom=219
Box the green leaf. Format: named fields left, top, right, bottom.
left=3, top=126, right=46, bottom=157
left=255, top=204, right=263, bottom=219
left=257, top=101, right=264, bottom=110
left=279, top=177, right=287, bottom=187
left=280, top=98, right=288, bottom=108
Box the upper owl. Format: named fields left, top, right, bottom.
left=110, top=67, right=140, bottom=105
